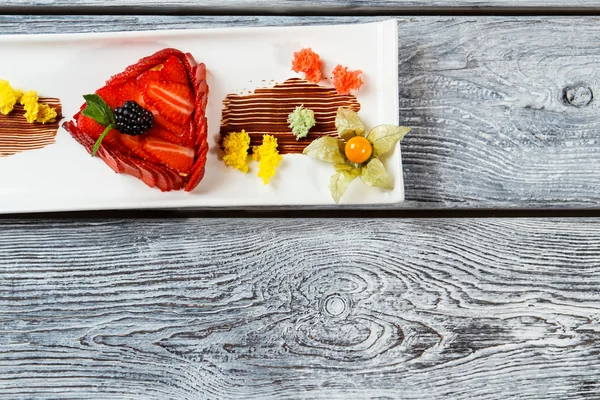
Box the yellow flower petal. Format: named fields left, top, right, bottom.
left=252, top=134, right=282, bottom=185
left=0, top=80, right=22, bottom=115
left=222, top=130, right=251, bottom=172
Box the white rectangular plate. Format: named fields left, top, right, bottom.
left=0, top=19, right=401, bottom=213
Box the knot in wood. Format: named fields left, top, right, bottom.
left=562, top=83, right=593, bottom=107
left=321, top=293, right=350, bottom=318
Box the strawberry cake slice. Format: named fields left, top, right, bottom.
left=62, top=48, right=209, bottom=192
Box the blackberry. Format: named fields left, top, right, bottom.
left=114, top=101, right=154, bottom=136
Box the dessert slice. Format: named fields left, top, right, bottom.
left=62, top=48, right=209, bottom=192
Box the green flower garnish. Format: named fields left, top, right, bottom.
left=287, top=105, right=316, bottom=140
left=303, top=107, right=410, bottom=203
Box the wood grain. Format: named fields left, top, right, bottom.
left=0, top=218, right=598, bottom=399
left=2, top=15, right=600, bottom=209
left=3, top=0, right=600, bottom=13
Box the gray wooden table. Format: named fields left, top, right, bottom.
left=2, top=2, right=600, bottom=399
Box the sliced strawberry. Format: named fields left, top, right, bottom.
left=196, top=62, right=207, bottom=82
left=118, top=134, right=151, bottom=160
left=149, top=163, right=172, bottom=191
left=185, top=141, right=209, bottom=192
left=76, top=115, right=145, bottom=164
left=137, top=69, right=162, bottom=89
left=142, top=137, right=194, bottom=174
left=140, top=170, right=157, bottom=188
left=83, top=134, right=127, bottom=175
left=63, top=119, right=82, bottom=141
left=185, top=162, right=206, bottom=192
left=77, top=115, right=124, bottom=149
left=96, top=80, right=143, bottom=110
left=156, top=172, right=172, bottom=191
left=184, top=118, right=196, bottom=148
left=76, top=114, right=105, bottom=139
left=135, top=160, right=173, bottom=192
left=131, top=158, right=157, bottom=188
left=161, top=165, right=185, bottom=190
left=139, top=167, right=157, bottom=188
left=143, top=81, right=194, bottom=125
left=116, top=154, right=142, bottom=180
left=198, top=79, right=209, bottom=111
left=152, top=110, right=186, bottom=135
left=64, top=120, right=123, bottom=174
left=160, top=56, right=189, bottom=84
left=182, top=54, right=199, bottom=90
left=74, top=123, right=156, bottom=187
left=97, top=147, right=124, bottom=174
left=146, top=125, right=187, bottom=146
left=105, top=48, right=186, bottom=87
left=64, top=119, right=96, bottom=154
left=137, top=57, right=188, bottom=87
left=104, top=130, right=126, bottom=149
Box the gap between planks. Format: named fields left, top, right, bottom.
left=4, top=6, right=600, bottom=16
left=4, top=0, right=600, bottom=16
left=3, top=208, right=600, bottom=219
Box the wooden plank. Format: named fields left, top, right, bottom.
left=2, top=15, right=600, bottom=208
left=3, top=0, right=600, bottom=12
left=0, top=218, right=599, bottom=398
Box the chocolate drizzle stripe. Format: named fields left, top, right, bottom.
left=224, top=107, right=353, bottom=114
left=0, top=97, right=62, bottom=157
left=224, top=96, right=358, bottom=102
left=220, top=78, right=360, bottom=154
left=0, top=130, right=58, bottom=137
left=0, top=133, right=56, bottom=138
left=0, top=139, right=56, bottom=146
left=0, top=141, right=56, bottom=147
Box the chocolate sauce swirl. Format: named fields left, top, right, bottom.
left=0, top=98, right=62, bottom=157
left=220, top=78, right=360, bottom=154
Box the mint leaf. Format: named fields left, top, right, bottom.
left=81, top=94, right=115, bottom=157
left=82, top=94, right=115, bottom=127
left=91, top=124, right=114, bottom=157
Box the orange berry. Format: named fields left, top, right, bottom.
left=345, top=136, right=372, bottom=164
